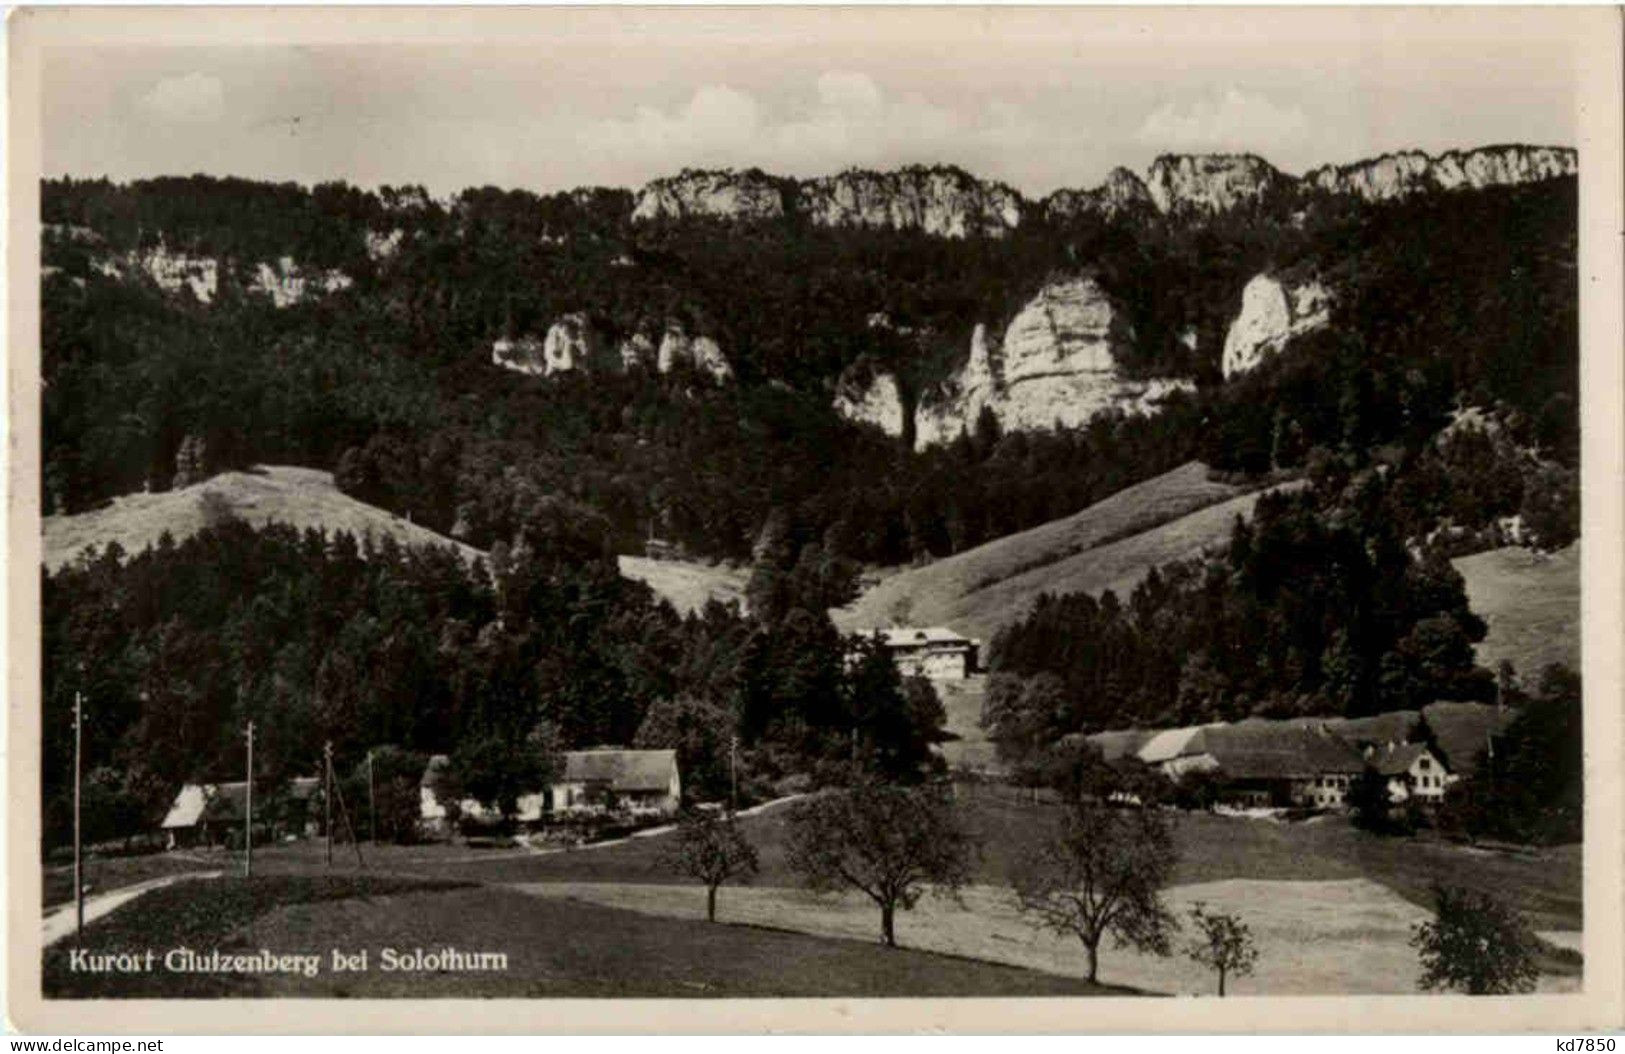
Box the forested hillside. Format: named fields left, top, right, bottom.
left=42, top=169, right=1576, bottom=569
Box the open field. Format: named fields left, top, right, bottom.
left=834, top=464, right=1303, bottom=643
left=833, top=462, right=1244, bottom=635
left=517, top=876, right=1576, bottom=995
left=616, top=555, right=749, bottom=616
left=44, top=874, right=1123, bottom=998
left=44, top=850, right=229, bottom=908
left=328, top=788, right=1580, bottom=936
left=935, top=677, right=995, bottom=772
left=1453, top=542, right=1580, bottom=678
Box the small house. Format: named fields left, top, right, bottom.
left=552, top=749, right=682, bottom=818
left=160, top=777, right=320, bottom=848
left=1366, top=742, right=1452, bottom=802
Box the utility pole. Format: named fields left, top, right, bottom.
left=244, top=721, right=255, bottom=879
left=72, top=691, right=84, bottom=942
left=729, top=734, right=738, bottom=814
left=324, top=741, right=334, bottom=868
left=367, top=749, right=376, bottom=844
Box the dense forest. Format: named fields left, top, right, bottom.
left=42, top=516, right=945, bottom=848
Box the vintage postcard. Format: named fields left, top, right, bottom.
left=6, top=5, right=1623, bottom=1034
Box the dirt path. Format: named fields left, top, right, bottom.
left=511, top=877, right=1581, bottom=996
left=42, top=871, right=222, bottom=947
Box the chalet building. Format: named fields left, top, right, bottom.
left=1366, top=742, right=1452, bottom=802
left=160, top=777, right=320, bottom=848
left=419, top=748, right=681, bottom=832
left=865, top=627, right=981, bottom=680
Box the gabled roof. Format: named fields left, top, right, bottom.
left=870, top=626, right=978, bottom=648
left=1138, top=725, right=1213, bottom=764
left=1369, top=742, right=1433, bottom=776
left=563, top=749, right=679, bottom=792
left=1201, top=724, right=1366, bottom=780
left=1089, top=729, right=1155, bottom=762
left=161, top=777, right=320, bottom=827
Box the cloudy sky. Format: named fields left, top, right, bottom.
left=41, top=8, right=1588, bottom=199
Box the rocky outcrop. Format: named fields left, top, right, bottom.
left=1041, top=167, right=1156, bottom=223
left=834, top=358, right=909, bottom=439
left=1145, top=154, right=1289, bottom=215
left=250, top=257, right=353, bottom=308
left=837, top=276, right=1194, bottom=448
left=365, top=228, right=404, bottom=261
left=94, top=247, right=219, bottom=303
left=800, top=167, right=1023, bottom=238
left=657, top=323, right=733, bottom=381
left=1304, top=145, right=1576, bottom=202
left=631, top=169, right=788, bottom=223
left=1221, top=273, right=1332, bottom=378
left=494, top=317, right=733, bottom=382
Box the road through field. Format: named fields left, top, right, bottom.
left=42, top=871, right=222, bottom=947
left=512, top=877, right=1581, bottom=996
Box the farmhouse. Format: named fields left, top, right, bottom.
left=418, top=748, right=681, bottom=831
left=1366, top=742, right=1452, bottom=802
left=160, top=777, right=320, bottom=848
left=865, top=626, right=981, bottom=680
left=1191, top=724, right=1368, bottom=808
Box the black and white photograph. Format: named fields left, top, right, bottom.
left=7, top=4, right=1622, bottom=1032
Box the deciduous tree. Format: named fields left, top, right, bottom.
left=784, top=781, right=973, bottom=947
left=1410, top=884, right=1540, bottom=994
left=663, top=808, right=760, bottom=922
left=1009, top=797, right=1178, bottom=983
left=1184, top=902, right=1259, bottom=996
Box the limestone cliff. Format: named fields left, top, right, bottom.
left=1304, top=145, right=1576, bottom=202
left=1041, top=167, right=1156, bottom=223
left=1144, top=154, right=1289, bottom=215
left=837, top=276, right=1194, bottom=449
left=1221, top=273, right=1332, bottom=378
left=799, top=166, right=1023, bottom=238
left=631, top=169, right=788, bottom=223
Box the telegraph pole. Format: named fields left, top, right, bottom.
left=244, top=721, right=255, bottom=879
left=729, top=734, right=738, bottom=814
left=72, top=691, right=84, bottom=941
left=367, top=749, right=376, bottom=844
left=324, top=741, right=334, bottom=868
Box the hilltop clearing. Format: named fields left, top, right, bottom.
left=832, top=462, right=1296, bottom=642
left=43, top=466, right=749, bottom=617
left=1453, top=542, right=1580, bottom=678
left=42, top=465, right=482, bottom=573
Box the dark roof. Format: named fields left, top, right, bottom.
left=1201, top=724, right=1366, bottom=780
left=563, top=749, right=678, bottom=793
left=1327, top=711, right=1420, bottom=746
left=1421, top=702, right=1520, bottom=776
left=1369, top=742, right=1432, bottom=776
left=1088, top=729, right=1154, bottom=762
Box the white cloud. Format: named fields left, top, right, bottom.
left=584, top=84, right=761, bottom=164
left=140, top=72, right=226, bottom=123
left=1136, top=89, right=1309, bottom=151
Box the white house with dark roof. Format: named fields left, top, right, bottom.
left=865, top=626, right=981, bottom=680
left=1366, top=742, right=1452, bottom=802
